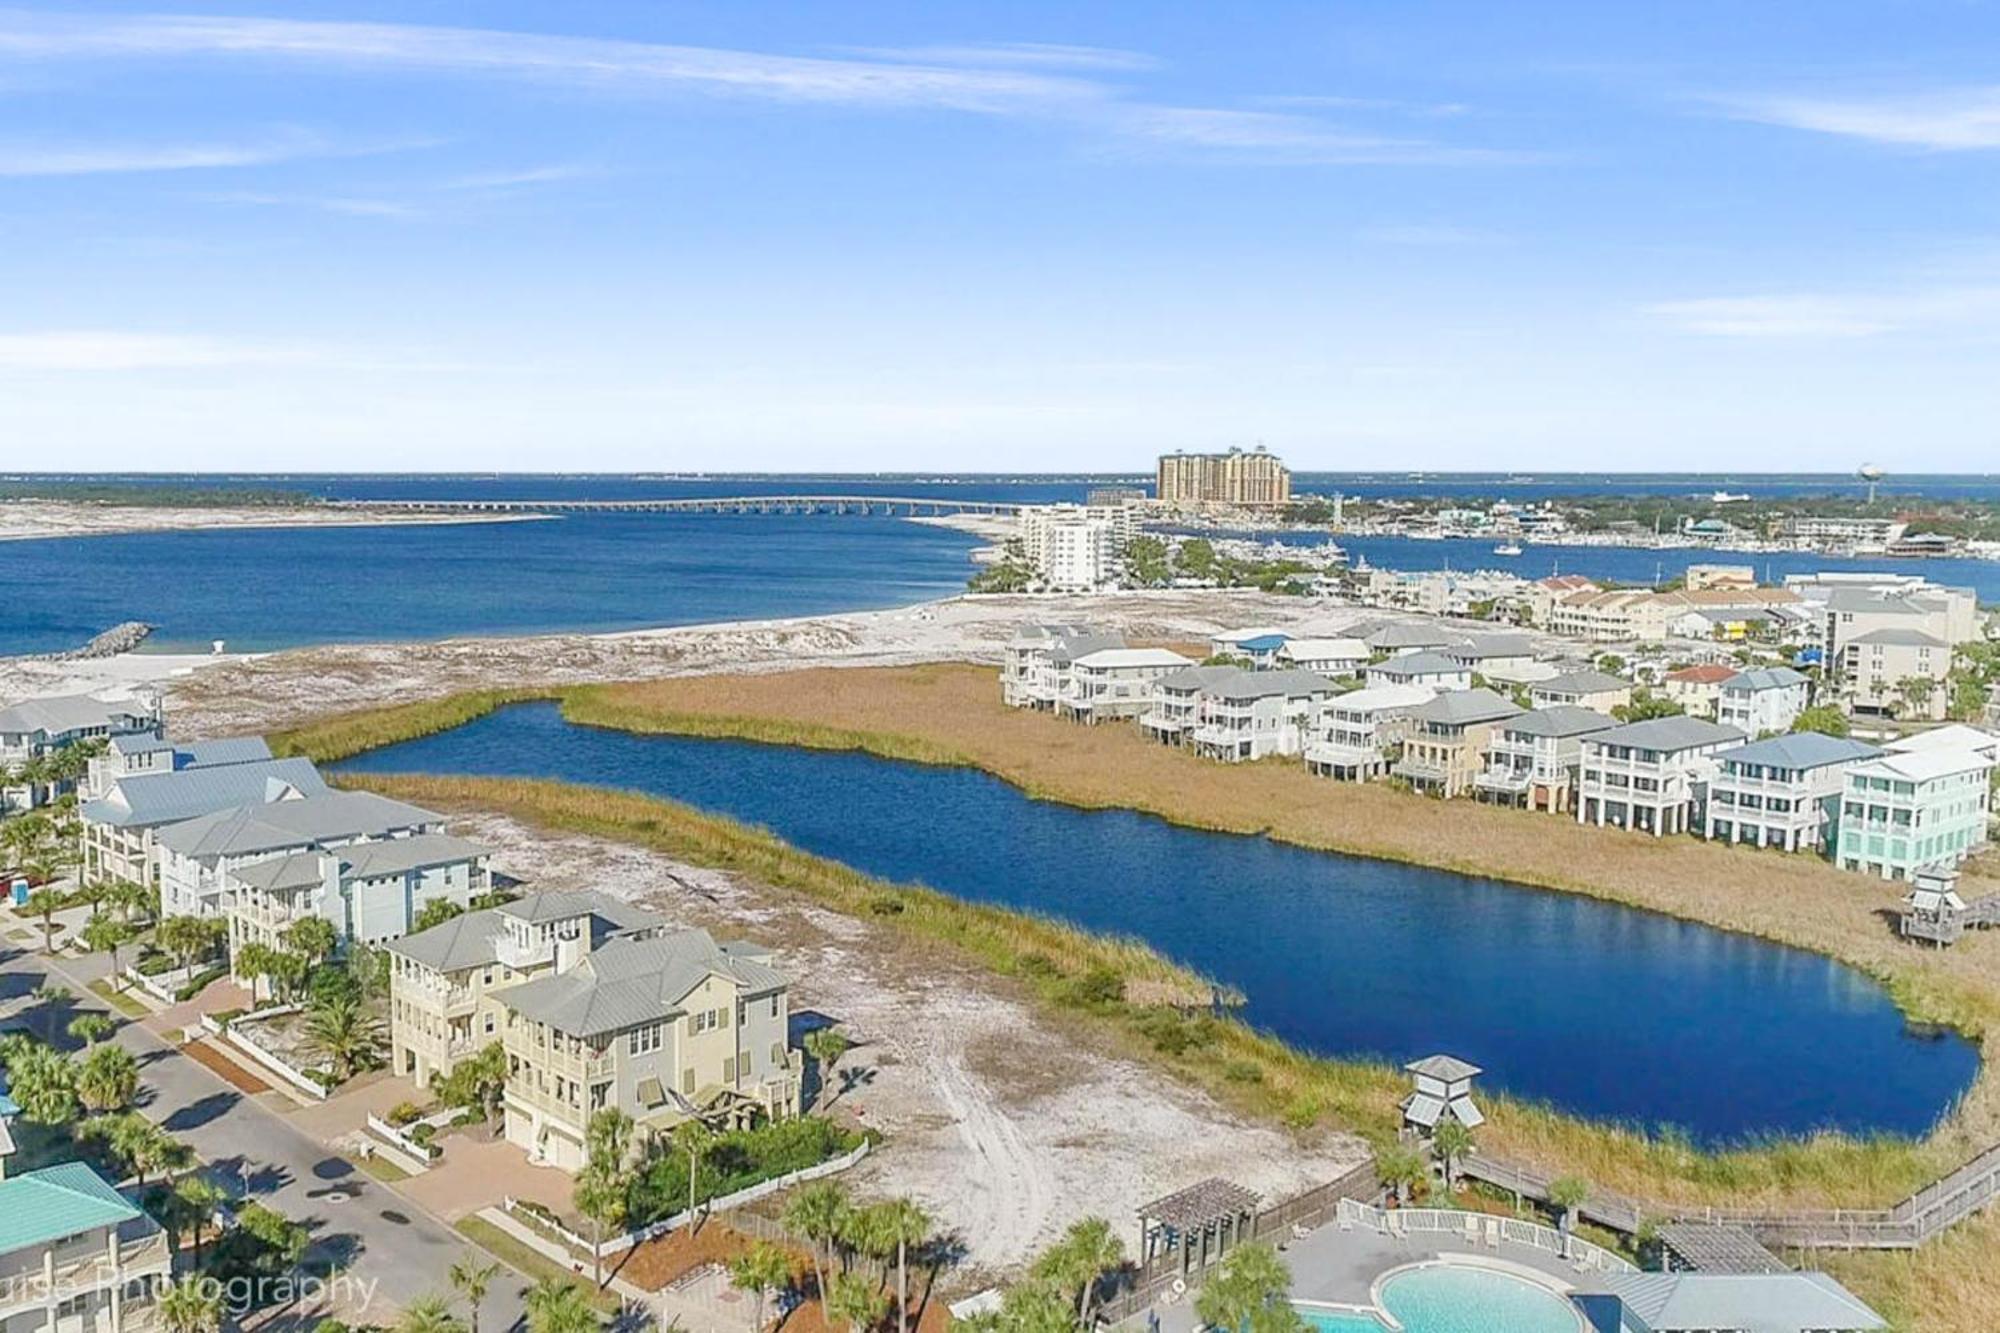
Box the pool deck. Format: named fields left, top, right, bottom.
left=1135, top=1215, right=1588, bottom=1332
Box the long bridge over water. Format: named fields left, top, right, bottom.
left=335, top=495, right=1022, bottom=518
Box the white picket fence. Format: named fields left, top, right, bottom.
left=1335, top=1199, right=1636, bottom=1275
left=197, top=1007, right=328, bottom=1100
left=506, top=1138, right=872, bottom=1260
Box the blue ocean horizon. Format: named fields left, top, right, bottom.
left=3, top=472, right=1997, bottom=654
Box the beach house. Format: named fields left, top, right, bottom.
left=387, top=888, right=665, bottom=1089
left=0, top=694, right=161, bottom=813
left=1836, top=731, right=1996, bottom=879
left=1056, top=647, right=1195, bottom=723
left=1392, top=689, right=1524, bottom=798
left=1703, top=733, right=1884, bottom=854
left=1276, top=637, right=1370, bottom=677
left=1304, top=683, right=1437, bottom=781
left=81, top=734, right=275, bottom=800
left=1189, top=670, right=1338, bottom=762
left=499, top=928, right=800, bottom=1170
left=1528, top=669, right=1632, bottom=713
left=1576, top=716, right=1746, bottom=836
left=154, top=789, right=445, bottom=918
left=1365, top=651, right=1473, bottom=692
left=1001, top=624, right=1124, bottom=709
left=1715, top=666, right=1810, bottom=735
left=225, top=831, right=492, bottom=962
left=0, top=1162, right=172, bottom=1333
left=79, top=756, right=329, bottom=888
left=1660, top=664, right=1737, bottom=718
left=1473, top=705, right=1616, bottom=813
left=1138, top=665, right=1243, bottom=746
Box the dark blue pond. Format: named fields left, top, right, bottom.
left=334, top=701, right=1979, bottom=1146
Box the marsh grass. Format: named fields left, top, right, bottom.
left=278, top=664, right=2000, bottom=1324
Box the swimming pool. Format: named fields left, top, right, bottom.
left=1297, top=1262, right=1584, bottom=1333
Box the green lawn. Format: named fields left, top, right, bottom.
left=87, top=979, right=149, bottom=1019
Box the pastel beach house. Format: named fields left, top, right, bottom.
left=1473, top=705, right=1616, bottom=813
left=1056, top=648, right=1195, bottom=724
left=1576, top=716, right=1746, bottom=836
left=1703, top=733, right=1884, bottom=854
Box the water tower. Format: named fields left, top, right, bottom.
left=1858, top=463, right=1885, bottom=504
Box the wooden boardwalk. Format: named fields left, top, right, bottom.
left=335, top=495, right=1022, bottom=517
left=1464, top=1141, right=2000, bottom=1251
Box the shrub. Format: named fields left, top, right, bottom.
left=1223, top=1060, right=1264, bottom=1084
left=866, top=894, right=905, bottom=916
left=630, top=1116, right=860, bottom=1226
left=174, top=965, right=228, bottom=1003
left=1281, top=1095, right=1323, bottom=1129
left=1058, top=966, right=1126, bottom=1009
left=1014, top=953, right=1060, bottom=980
left=386, top=1100, right=426, bottom=1127
left=409, top=1123, right=436, bottom=1146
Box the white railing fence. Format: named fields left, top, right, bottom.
left=1334, top=1199, right=1636, bottom=1275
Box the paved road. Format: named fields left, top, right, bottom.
left=0, top=943, right=534, bottom=1331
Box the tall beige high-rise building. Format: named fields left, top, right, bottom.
left=1155, top=446, right=1291, bottom=507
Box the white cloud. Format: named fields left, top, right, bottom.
left=1716, top=87, right=2000, bottom=150
left=0, top=331, right=326, bottom=370
left=0, top=10, right=1522, bottom=167
left=1646, top=287, right=2000, bottom=338
left=205, top=190, right=424, bottom=218
left=839, top=41, right=1158, bottom=72
left=441, top=163, right=597, bottom=190
left=0, top=136, right=311, bottom=177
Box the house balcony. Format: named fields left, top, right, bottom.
left=1392, top=758, right=1450, bottom=786
left=1304, top=740, right=1381, bottom=767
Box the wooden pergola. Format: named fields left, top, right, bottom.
left=1138, top=1178, right=1261, bottom=1274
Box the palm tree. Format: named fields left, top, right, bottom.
left=303, top=993, right=382, bottom=1083
left=1375, top=1145, right=1425, bottom=1206
left=77, top=1042, right=139, bottom=1114
left=671, top=1119, right=716, bottom=1224
left=173, top=1177, right=228, bottom=1261
left=523, top=1278, right=599, bottom=1333
left=824, top=1271, right=888, bottom=1333
left=785, top=1180, right=850, bottom=1303
left=81, top=914, right=136, bottom=984
left=1430, top=1119, right=1475, bottom=1195
left=25, top=887, right=65, bottom=954
left=1547, top=1175, right=1591, bottom=1240
left=1193, top=1242, right=1296, bottom=1333
left=449, top=1257, right=501, bottom=1333
left=234, top=942, right=280, bottom=1003
left=68, top=1011, right=116, bottom=1047
left=803, top=1028, right=851, bottom=1111
left=874, top=1199, right=931, bottom=1333
left=585, top=1106, right=635, bottom=1172
left=158, top=1280, right=223, bottom=1333
left=284, top=915, right=338, bottom=967
left=572, top=1163, right=628, bottom=1290
left=1032, top=1216, right=1120, bottom=1331
left=728, top=1242, right=792, bottom=1333
left=398, top=1294, right=468, bottom=1333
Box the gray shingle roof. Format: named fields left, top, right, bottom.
left=386, top=889, right=666, bottom=972
left=1364, top=623, right=1461, bottom=651
left=1502, top=706, right=1616, bottom=739
left=1717, top=734, right=1884, bottom=771
left=1370, top=650, right=1466, bottom=678
left=1587, top=716, right=1745, bottom=752
left=1825, top=587, right=1926, bottom=615
left=1723, top=667, right=1808, bottom=693
left=155, top=790, right=439, bottom=861
left=80, top=758, right=328, bottom=829
left=1533, top=669, right=1630, bottom=696
left=1406, top=688, right=1522, bottom=727
left=1848, top=627, right=1948, bottom=648
left=1579, top=1272, right=1884, bottom=1331
left=384, top=905, right=511, bottom=972
left=1209, top=668, right=1335, bottom=702
left=500, top=928, right=786, bottom=1037
left=1445, top=635, right=1535, bottom=661
left=1156, top=665, right=1247, bottom=693
left=0, top=694, right=154, bottom=739
left=1406, top=1054, right=1481, bottom=1081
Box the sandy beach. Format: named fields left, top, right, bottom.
left=0, top=499, right=550, bottom=543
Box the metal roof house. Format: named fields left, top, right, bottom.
left=1577, top=717, right=1746, bottom=836
left=154, top=789, right=444, bottom=918
left=1571, top=1271, right=1884, bottom=1333
left=1002, top=624, right=1127, bottom=709
left=1365, top=650, right=1473, bottom=692
left=1716, top=666, right=1810, bottom=735
left=79, top=756, right=330, bottom=889
left=1703, top=733, right=1883, bottom=855
left=0, top=1162, right=172, bottom=1333
left=1529, top=668, right=1633, bottom=713
left=1476, top=705, right=1617, bottom=813
left=0, top=692, right=163, bottom=813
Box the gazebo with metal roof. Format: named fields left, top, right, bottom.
left=1137, top=1178, right=1261, bottom=1274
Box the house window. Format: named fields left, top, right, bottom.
left=628, top=1023, right=663, bottom=1055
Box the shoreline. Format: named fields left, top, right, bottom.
left=276, top=681, right=1992, bottom=1204
left=0, top=499, right=555, bottom=544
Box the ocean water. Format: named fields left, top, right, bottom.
left=334, top=702, right=1981, bottom=1145
left=0, top=511, right=982, bottom=655
left=4, top=472, right=1995, bottom=653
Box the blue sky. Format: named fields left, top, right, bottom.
left=3, top=2, right=1999, bottom=473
